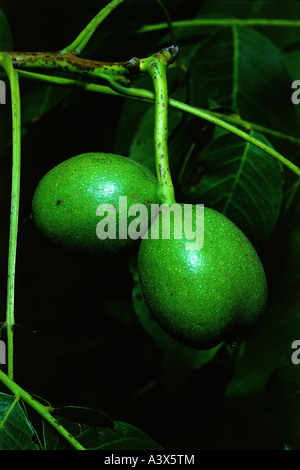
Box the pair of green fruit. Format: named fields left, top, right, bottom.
left=32, top=152, right=267, bottom=349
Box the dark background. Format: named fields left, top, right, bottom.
left=0, top=0, right=218, bottom=451
left=0, top=0, right=298, bottom=450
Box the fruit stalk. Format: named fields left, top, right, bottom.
left=140, top=47, right=178, bottom=206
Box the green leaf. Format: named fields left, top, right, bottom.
left=0, top=393, right=39, bottom=450
left=198, top=0, right=300, bottom=49
left=265, top=348, right=300, bottom=450
left=43, top=414, right=162, bottom=450
left=245, top=0, right=300, bottom=50
left=189, top=25, right=299, bottom=137
left=128, top=105, right=182, bottom=173
left=169, top=116, right=204, bottom=182
left=180, top=131, right=283, bottom=242
left=114, top=70, right=184, bottom=173
left=198, top=0, right=255, bottom=18
left=128, top=105, right=157, bottom=173
left=285, top=50, right=300, bottom=79
left=224, top=288, right=300, bottom=401
left=53, top=406, right=115, bottom=429
left=157, top=19, right=217, bottom=64
left=0, top=9, right=13, bottom=51
left=113, top=77, right=153, bottom=163
left=21, top=84, right=71, bottom=125
left=225, top=209, right=300, bottom=402
left=0, top=84, right=71, bottom=153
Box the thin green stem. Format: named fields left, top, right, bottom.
left=140, top=47, right=177, bottom=205
left=155, top=0, right=186, bottom=81
left=209, top=110, right=300, bottom=146
left=138, top=18, right=300, bottom=34
left=115, top=84, right=300, bottom=175
left=0, top=369, right=85, bottom=450
left=12, top=68, right=300, bottom=146
left=12, top=68, right=300, bottom=141
left=11, top=69, right=300, bottom=177
left=12, top=68, right=124, bottom=97
left=167, top=98, right=300, bottom=177
left=155, top=0, right=177, bottom=52
left=60, top=0, right=127, bottom=55
left=0, top=53, right=22, bottom=381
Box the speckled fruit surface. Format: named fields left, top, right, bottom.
left=32, top=153, right=159, bottom=253
left=138, top=204, right=267, bottom=349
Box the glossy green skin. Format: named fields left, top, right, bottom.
left=138, top=205, right=267, bottom=349
left=32, top=153, right=159, bottom=254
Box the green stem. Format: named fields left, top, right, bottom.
left=0, top=369, right=85, bottom=450
left=140, top=47, right=177, bottom=205
left=167, top=98, right=300, bottom=177
left=12, top=68, right=300, bottom=144
left=0, top=53, right=22, bottom=381
left=9, top=51, right=138, bottom=87
left=9, top=68, right=300, bottom=177
left=60, top=0, right=127, bottom=55
left=12, top=68, right=123, bottom=96
left=138, top=18, right=300, bottom=34
left=209, top=110, right=300, bottom=146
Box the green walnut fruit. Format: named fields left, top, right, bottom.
left=138, top=204, right=267, bottom=349
left=32, top=152, right=159, bottom=254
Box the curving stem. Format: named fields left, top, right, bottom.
left=60, top=0, right=127, bottom=55
left=140, top=47, right=178, bottom=206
